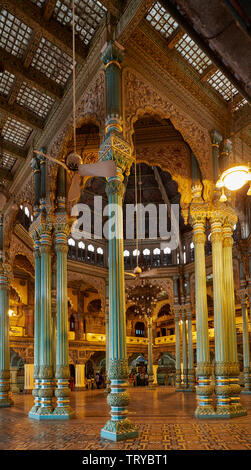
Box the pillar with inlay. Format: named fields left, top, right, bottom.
left=223, top=216, right=246, bottom=415
left=29, top=233, right=41, bottom=417
left=100, top=40, right=137, bottom=441
left=181, top=307, right=188, bottom=389
left=0, top=214, right=13, bottom=408
left=147, top=316, right=154, bottom=389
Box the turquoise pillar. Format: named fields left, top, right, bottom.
left=0, top=215, right=13, bottom=407
left=35, top=227, right=54, bottom=419
left=104, top=281, right=111, bottom=394
left=53, top=225, right=74, bottom=418
left=191, top=209, right=213, bottom=417
left=29, top=233, right=41, bottom=417
left=100, top=40, right=137, bottom=442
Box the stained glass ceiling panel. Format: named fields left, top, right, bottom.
left=207, top=69, right=238, bottom=101
left=0, top=71, right=15, bottom=97
left=0, top=9, right=33, bottom=59
left=146, top=2, right=179, bottom=39
left=53, top=0, right=107, bottom=46
left=0, top=152, right=17, bottom=170
left=2, top=117, right=32, bottom=147
left=31, top=37, right=73, bottom=86
left=175, top=33, right=212, bottom=74
left=16, top=82, right=55, bottom=119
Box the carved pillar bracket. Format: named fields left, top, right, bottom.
left=53, top=218, right=75, bottom=419
left=190, top=205, right=213, bottom=417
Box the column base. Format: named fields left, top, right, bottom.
left=175, top=388, right=184, bottom=392
left=101, top=418, right=138, bottom=442
left=194, top=405, right=215, bottom=419
left=0, top=397, right=13, bottom=408
left=29, top=408, right=54, bottom=420
left=52, top=406, right=75, bottom=419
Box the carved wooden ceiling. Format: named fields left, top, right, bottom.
left=0, top=0, right=250, bottom=196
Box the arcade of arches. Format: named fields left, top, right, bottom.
left=0, top=0, right=251, bottom=451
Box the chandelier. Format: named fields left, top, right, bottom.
left=126, top=279, right=163, bottom=318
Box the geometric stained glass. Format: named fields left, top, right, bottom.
left=31, top=37, right=73, bottom=86
left=146, top=2, right=179, bottom=39
left=2, top=117, right=32, bottom=147
left=53, top=0, right=107, bottom=46
left=16, top=83, right=55, bottom=119
left=175, top=33, right=212, bottom=74
left=207, top=69, right=238, bottom=101
left=0, top=9, right=33, bottom=59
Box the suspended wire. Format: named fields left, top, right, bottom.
left=72, top=0, right=77, bottom=156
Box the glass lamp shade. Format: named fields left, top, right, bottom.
left=216, top=165, right=250, bottom=191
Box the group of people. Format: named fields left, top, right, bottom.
left=129, top=371, right=149, bottom=386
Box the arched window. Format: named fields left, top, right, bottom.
left=135, top=322, right=145, bottom=337
left=24, top=207, right=29, bottom=217
left=68, top=238, right=75, bottom=246
left=190, top=241, right=194, bottom=261
left=97, top=246, right=104, bottom=265
left=69, top=314, right=75, bottom=332
left=87, top=244, right=95, bottom=263
left=177, top=252, right=180, bottom=264
left=97, top=247, right=103, bottom=254
left=143, top=248, right=150, bottom=256
left=78, top=241, right=85, bottom=249
left=153, top=248, right=160, bottom=255
left=133, top=249, right=140, bottom=256
left=190, top=242, right=194, bottom=249
left=164, top=247, right=171, bottom=254
left=88, top=244, right=94, bottom=252
left=124, top=250, right=130, bottom=257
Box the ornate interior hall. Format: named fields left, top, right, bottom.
left=0, top=0, right=250, bottom=452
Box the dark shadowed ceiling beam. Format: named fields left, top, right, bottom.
left=115, top=0, right=155, bottom=45
left=0, top=96, right=44, bottom=130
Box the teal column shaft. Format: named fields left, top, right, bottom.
left=101, top=176, right=138, bottom=440
left=0, top=270, right=13, bottom=407
left=29, top=237, right=41, bottom=415
left=187, top=314, right=195, bottom=389
left=242, top=300, right=250, bottom=370
left=54, top=232, right=74, bottom=418
left=37, top=231, right=54, bottom=416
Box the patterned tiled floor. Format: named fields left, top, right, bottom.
left=0, top=388, right=250, bottom=450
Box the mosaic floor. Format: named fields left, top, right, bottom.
left=0, top=387, right=250, bottom=450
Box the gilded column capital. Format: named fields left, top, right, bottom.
left=211, top=129, right=223, bottom=147
left=106, top=176, right=125, bottom=198
left=101, top=40, right=124, bottom=68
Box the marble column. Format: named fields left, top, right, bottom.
left=147, top=316, right=154, bottom=389
left=210, top=211, right=232, bottom=417
left=191, top=210, right=213, bottom=417
left=29, top=233, right=41, bottom=417
left=36, top=227, right=54, bottom=418
left=100, top=41, right=137, bottom=441
left=53, top=225, right=74, bottom=418
left=239, top=261, right=251, bottom=394
left=173, top=276, right=182, bottom=391
left=223, top=218, right=246, bottom=415
left=0, top=215, right=13, bottom=407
